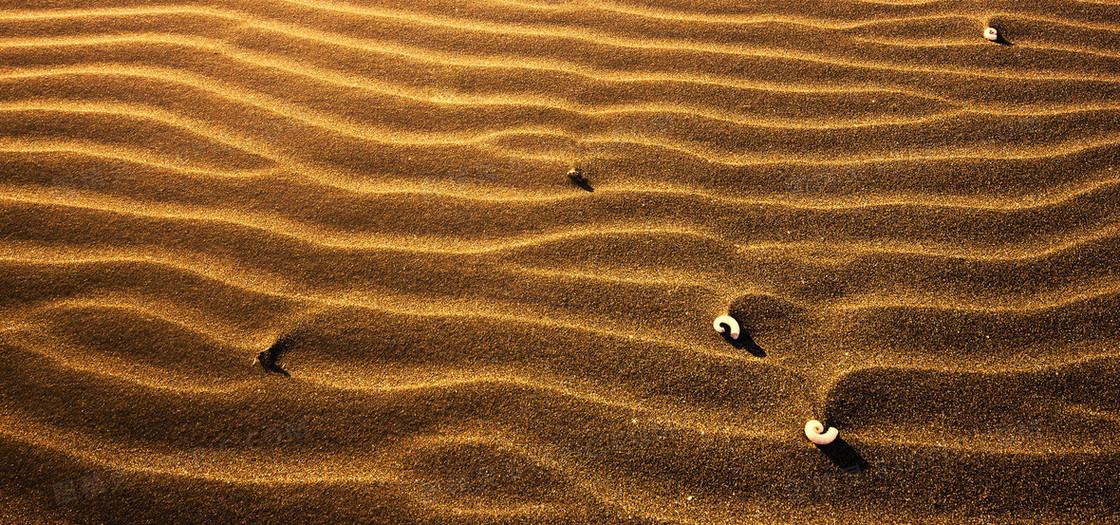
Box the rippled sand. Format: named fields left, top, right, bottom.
left=2, top=0, right=1119, bottom=523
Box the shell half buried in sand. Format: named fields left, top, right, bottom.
left=712, top=315, right=740, bottom=339
left=804, top=420, right=838, bottom=445
left=984, top=27, right=999, bottom=41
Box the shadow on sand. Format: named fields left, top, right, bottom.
left=719, top=330, right=767, bottom=358
left=256, top=334, right=296, bottom=377
left=815, top=432, right=868, bottom=474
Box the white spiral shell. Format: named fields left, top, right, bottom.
left=712, top=315, right=740, bottom=339
left=804, top=420, right=838, bottom=445
left=984, top=27, right=999, bottom=41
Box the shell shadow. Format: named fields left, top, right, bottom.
left=719, top=329, right=766, bottom=358
left=257, top=333, right=297, bottom=377
left=568, top=169, right=594, bottom=192
left=815, top=419, right=868, bottom=474
left=987, top=24, right=1013, bottom=45
left=814, top=436, right=867, bottom=474
left=571, top=178, right=594, bottom=192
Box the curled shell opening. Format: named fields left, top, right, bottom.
left=804, top=420, right=838, bottom=445
left=712, top=315, right=740, bottom=339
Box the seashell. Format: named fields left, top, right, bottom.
left=712, top=315, right=740, bottom=339
left=804, top=420, right=838, bottom=445
left=567, top=167, right=587, bottom=184
left=984, top=27, right=999, bottom=41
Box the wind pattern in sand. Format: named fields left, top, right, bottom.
left=2, top=0, right=1119, bottom=523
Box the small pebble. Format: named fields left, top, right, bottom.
left=984, top=27, right=999, bottom=41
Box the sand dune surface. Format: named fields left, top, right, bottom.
left=2, top=0, right=1119, bottom=523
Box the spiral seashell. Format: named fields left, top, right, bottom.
left=804, top=420, right=838, bottom=445
left=712, top=315, right=740, bottom=339
left=984, top=27, right=999, bottom=41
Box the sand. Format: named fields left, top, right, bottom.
left=1, top=0, right=1119, bottom=523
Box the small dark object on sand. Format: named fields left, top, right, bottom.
left=255, top=337, right=293, bottom=377
left=568, top=167, right=593, bottom=192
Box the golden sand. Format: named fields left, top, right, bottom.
left=2, top=0, right=1119, bottom=523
